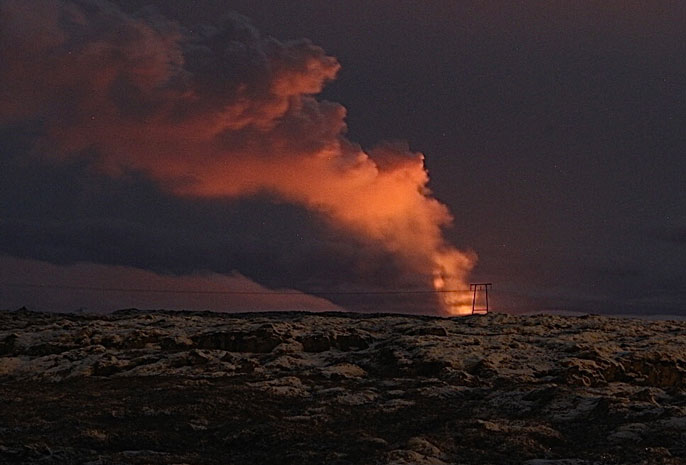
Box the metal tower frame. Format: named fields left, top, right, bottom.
left=469, top=283, right=492, bottom=314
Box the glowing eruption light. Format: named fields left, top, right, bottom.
left=433, top=250, right=476, bottom=315
left=0, top=0, right=477, bottom=315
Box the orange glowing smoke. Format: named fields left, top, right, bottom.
left=433, top=249, right=476, bottom=315
left=0, top=0, right=476, bottom=314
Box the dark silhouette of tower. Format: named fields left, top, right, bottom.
left=469, top=283, right=492, bottom=314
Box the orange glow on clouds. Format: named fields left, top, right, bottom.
left=0, top=1, right=476, bottom=314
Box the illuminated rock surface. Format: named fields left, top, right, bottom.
left=1, top=309, right=685, bottom=464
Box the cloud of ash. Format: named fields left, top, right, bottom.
left=0, top=255, right=340, bottom=313
left=0, top=0, right=476, bottom=314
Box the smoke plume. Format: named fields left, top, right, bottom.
left=0, top=0, right=476, bottom=314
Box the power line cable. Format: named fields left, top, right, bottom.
left=0, top=281, right=475, bottom=295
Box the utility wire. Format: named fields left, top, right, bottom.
left=0, top=281, right=475, bottom=295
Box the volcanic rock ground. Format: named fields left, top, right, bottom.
left=1, top=309, right=685, bottom=465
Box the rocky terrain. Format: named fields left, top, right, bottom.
left=0, top=309, right=685, bottom=465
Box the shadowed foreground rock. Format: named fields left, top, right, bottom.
left=1, top=310, right=685, bottom=464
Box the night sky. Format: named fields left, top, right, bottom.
left=1, top=0, right=684, bottom=316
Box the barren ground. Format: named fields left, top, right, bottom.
left=1, top=309, right=685, bottom=464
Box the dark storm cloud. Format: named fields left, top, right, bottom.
left=0, top=214, right=403, bottom=289
left=0, top=135, right=407, bottom=291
